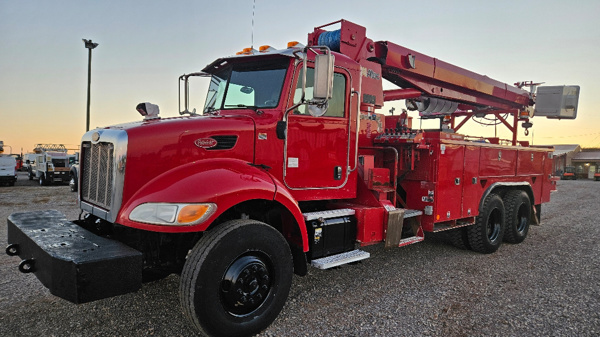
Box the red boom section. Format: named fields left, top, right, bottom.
left=375, top=41, right=531, bottom=111
left=309, top=20, right=531, bottom=113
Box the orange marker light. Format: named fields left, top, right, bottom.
left=259, top=45, right=272, bottom=52
left=177, top=204, right=212, bottom=224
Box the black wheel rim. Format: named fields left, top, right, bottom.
left=220, top=254, right=272, bottom=316
left=516, top=203, right=530, bottom=233
left=487, top=208, right=502, bottom=242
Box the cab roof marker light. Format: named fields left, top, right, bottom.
left=235, top=47, right=257, bottom=55
left=259, top=45, right=275, bottom=53
left=287, top=41, right=305, bottom=49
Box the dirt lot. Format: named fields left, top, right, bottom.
left=1, top=171, right=599, bottom=336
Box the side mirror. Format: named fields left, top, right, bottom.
left=313, top=53, right=334, bottom=100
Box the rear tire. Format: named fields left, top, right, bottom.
left=180, top=219, right=293, bottom=337
left=446, top=227, right=471, bottom=250
left=503, top=190, right=531, bottom=244
left=468, top=194, right=505, bottom=254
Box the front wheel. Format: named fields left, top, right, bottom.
left=39, top=174, right=46, bottom=186
left=468, top=194, right=505, bottom=254
left=180, top=219, right=293, bottom=337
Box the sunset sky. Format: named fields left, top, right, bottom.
left=1, top=0, right=599, bottom=154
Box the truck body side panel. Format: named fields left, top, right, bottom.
left=435, top=143, right=464, bottom=223
left=462, top=146, right=482, bottom=218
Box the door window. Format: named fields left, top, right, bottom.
left=293, top=67, right=346, bottom=117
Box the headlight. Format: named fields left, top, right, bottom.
left=129, top=203, right=217, bottom=226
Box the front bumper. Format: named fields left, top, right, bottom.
left=0, top=175, right=16, bottom=182
left=48, top=171, right=69, bottom=183
left=6, top=210, right=142, bottom=304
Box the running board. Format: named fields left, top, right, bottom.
left=398, top=235, right=425, bottom=247
left=310, top=249, right=370, bottom=270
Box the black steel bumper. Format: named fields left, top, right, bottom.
left=6, top=210, right=142, bottom=304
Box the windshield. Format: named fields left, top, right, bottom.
left=204, top=59, right=289, bottom=113
left=52, top=158, right=68, bottom=168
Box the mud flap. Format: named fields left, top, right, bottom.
left=6, top=210, right=142, bottom=304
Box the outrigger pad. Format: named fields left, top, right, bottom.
left=7, top=210, right=142, bottom=304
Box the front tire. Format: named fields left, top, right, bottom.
left=503, top=190, right=531, bottom=244
left=180, top=219, right=293, bottom=337
left=39, top=174, right=46, bottom=186
left=468, top=194, right=505, bottom=254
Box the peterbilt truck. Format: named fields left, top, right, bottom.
left=6, top=20, right=579, bottom=336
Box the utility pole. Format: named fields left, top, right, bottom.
left=83, top=39, right=99, bottom=132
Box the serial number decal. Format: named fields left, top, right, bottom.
left=361, top=66, right=381, bottom=80
left=194, top=138, right=217, bottom=149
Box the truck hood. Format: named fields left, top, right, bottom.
left=96, top=114, right=256, bottom=205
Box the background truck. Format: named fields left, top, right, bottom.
left=6, top=20, right=579, bottom=336
left=27, top=144, right=71, bottom=185
left=0, top=141, right=17, bottom=186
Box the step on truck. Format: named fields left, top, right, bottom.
left=6, top=20, right=579, bottom=336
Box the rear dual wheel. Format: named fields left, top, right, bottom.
left=180, top=219, right=293, bottom=337
left=468, top=194, right=505, bottom=254
left=503, top=190, right=531, bottom=244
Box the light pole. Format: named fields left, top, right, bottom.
left=83, top=39, right=99, bottom=132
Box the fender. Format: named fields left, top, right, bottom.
left=479, top=182, right=535, bottom=210
left=116, top=159, right=307, bottom=249
left=267, top=173, right=309, bottom=252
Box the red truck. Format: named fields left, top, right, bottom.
left=6, top=20, right=579, bottom=336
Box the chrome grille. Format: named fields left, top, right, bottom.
left=81, top=141, right=114, bottom=209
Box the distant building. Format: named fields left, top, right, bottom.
left=550, top=144, right=581, bottom=176
left=572, top=149, right=600, bottom=179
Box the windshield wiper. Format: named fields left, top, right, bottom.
left=204, top=106, right=220, bottom=115
left=225, top=104, right=264, bottom=114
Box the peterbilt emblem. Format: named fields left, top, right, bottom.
left=195, top=138, right=217, bottom=149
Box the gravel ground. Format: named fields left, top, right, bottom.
left=1, top=171, right=599, bottom=336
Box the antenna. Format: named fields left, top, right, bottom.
left=251, top=0, right=256, bottom=48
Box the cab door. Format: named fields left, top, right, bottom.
left=284, top=67, right=350, bottom=189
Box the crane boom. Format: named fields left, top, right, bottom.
left=375, top=41, right=531, bottom=111
left=309, top=19, right=532, bottom=116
